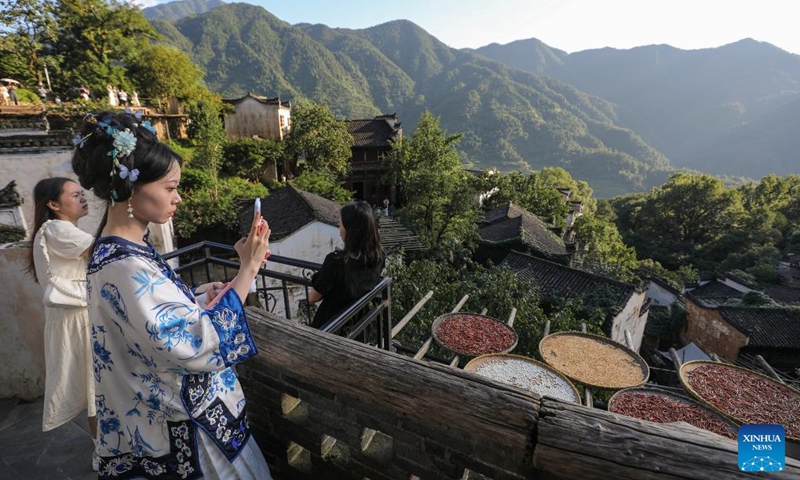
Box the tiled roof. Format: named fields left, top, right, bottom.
left=760, top=285, right=800, bottom=305
left=378, top=216, right=426, bottom=253
left=238, top=185, right=340, bottom=241
left=223, top=93, right=291, bottom=108
left=503, top=250, right=637, bottom=311
left=686, top=280, right=743, bottom=306
left=346, top=115, right=401, bottom=148
left=480, top=204, right=567, bottom=257
left=718, top=307, right=800, bottom=349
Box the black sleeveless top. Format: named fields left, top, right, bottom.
left=310, top=250, right=383, bottom=329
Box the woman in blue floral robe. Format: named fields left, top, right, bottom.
left=72, top=111, right=272, bottom=479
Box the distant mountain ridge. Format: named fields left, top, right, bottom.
left=143, top=0, right=226, bottom=22
left=150, top=2, right=675, bottom=197
left=475, top=38, right=800, bottom=179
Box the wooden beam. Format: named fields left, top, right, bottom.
left=533, top=398, right=800, bottom=479
left=543, top=320, right=551, bottom=337
left=391, top=290, right=433, bottom=339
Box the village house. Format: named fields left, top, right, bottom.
left=682, top=291, right=800, bottom=370
left=223, top=93, right=291, bottom=142
left=503, top=249, right=650, bottom=351
left=477, top=203, right=570, bottom=265
left=344, top=113, right=401, bottom=206
left=640, top=275, right=686, bottom=351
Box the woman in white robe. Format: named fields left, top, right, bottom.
left=28, top=177, right=97, bottom=441
left=72, top=110, right=273, bottom=479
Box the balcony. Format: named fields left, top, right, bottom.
left=1, top=242, right=798, bottom=479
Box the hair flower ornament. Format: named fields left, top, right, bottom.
left=72, top=132, right=89, bottom=148
left=112, top=128, right=137, bottom=158
left=141, top=120, right=156, bottom=134
left=118, top=165, right=140, bottom=182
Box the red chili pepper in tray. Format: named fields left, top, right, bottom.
left=686, top=364, right=800, bottom=438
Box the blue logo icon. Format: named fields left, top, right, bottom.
left=738, top=424, right=785, bottom=472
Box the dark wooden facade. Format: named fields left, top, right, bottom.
left=344, top=114, right=401, bottom=206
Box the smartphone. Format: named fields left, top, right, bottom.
left=254, top=198, right=265, bottom=235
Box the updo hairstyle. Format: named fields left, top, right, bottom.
left=71, top=111, right=182, bottom=202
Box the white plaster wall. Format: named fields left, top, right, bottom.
left=646, top=281, right=679, bottom=306
left=224, top=98, right=282, bottom=141
left=260, top=221, right=342, bottom=320
left=0, top=149, right=103, bottom=238
left=611, top=290, right=649, bottom=352
left=0, top=245, right=47, bottom=399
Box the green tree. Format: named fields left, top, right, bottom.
left=290, top=170, right=354, bottom=205
left=478, top=170, right=568, bottom=225
left=388, top=111, right=479, bottom=247
left=622, top=173, right=744, bottom=268
left=572, top=215, right=639, bottom=282
left=53, top=0, right=157, bottom=91
left=284, top=101, right=353, bottom=178
left=0, top=0, right=58, bottom=85
left=189, top=99, right=226, bottom=197
left=174, top=175, right=267, bottom=245
left=221, top=138, right=284, bottom=182
left=127, top=43, right=205, bottom=106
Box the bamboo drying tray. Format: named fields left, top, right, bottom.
left=538, top=331, right=649, bottom=390
left=679, top=360, right=800, bottom=443
left=609, top=386, right=738, bottom=439
left=431, top=312, right=518, bottom=357
left=465, top=353, right=581, bottom=403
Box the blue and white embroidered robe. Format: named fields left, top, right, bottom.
left=87, top=236, right=258, bottom=479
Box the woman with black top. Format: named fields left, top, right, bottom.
left=309, top=201, right=385, bottom=328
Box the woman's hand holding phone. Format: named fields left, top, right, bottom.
left=229, top=199, right=271, bottom=303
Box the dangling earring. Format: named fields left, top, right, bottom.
left=127, top=198, right=134, bottom=219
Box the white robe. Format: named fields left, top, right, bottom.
left=87, top=236, right=271, bottom=479
left=33, top=220, right=96, bottom=431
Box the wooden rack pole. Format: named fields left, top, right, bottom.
left=414, top=294, right=469, bottom=360
left=624, top=330, right=634, bottom=350
left=755, top=355, right=785, bottom=384
left=709, top=352, right=722, bottom=362
left=391, top=290, right=434, bottom=339
left=543, top=320, right=551, bottom=337
left=580, top=323, right=593, bottom=408
left=668, top=347, right=683, bottom=370
left=507, top=308, right=517, bottom=327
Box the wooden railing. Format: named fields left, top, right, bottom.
left=164, top=241, right=392, bottom=348
left=238, top=308, right=800, bottom=480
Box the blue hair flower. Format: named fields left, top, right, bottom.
left=112, top=128, right=137, bottom=158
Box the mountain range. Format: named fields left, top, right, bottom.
left=144, top=0, right=800, bottom=197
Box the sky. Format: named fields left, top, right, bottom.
left=137, top=0, right=800, bottom=55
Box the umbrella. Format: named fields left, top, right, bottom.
left=0, top=78, right=20, bottom=85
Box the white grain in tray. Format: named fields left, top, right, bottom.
left=474, top=358, right=578, bottom=402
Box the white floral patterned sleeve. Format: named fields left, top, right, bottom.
left=91, top=255, right=257, bottom=375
